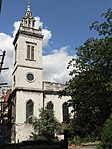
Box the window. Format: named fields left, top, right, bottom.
left=27, top=45, right=34, bottom=60
left=26, top=100, right=34, bottom=123
left=26, top=73, right=34, bottom=82
left=25, top=20, right=27, bottom=25
left=28, top=20, right=31, bottom=27
left=31, top=46, right=34, bottom=60
left=33, top=20, right=35, bottom=27
left=27, top=45, right=30, bottom=59
left=47, top=101, right=54, bottom=110
left=62, top=102, right=69, bottom=123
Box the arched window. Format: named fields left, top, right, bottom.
left=26, top=100, right=34, bottom=123
left=62, top=102, right=69, bottom=123
left=47, top=101, right=54, bottom=110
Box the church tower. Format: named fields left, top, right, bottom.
left=12, top=1, right=44, bottom=142
left=9, top=1, right=71, bottom=143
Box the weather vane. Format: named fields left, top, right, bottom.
left=28, top=0, right=30, bottom=5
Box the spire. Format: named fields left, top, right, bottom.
left=26, top=0, right=32, bottom=17
left=28, top=0, right=30, bottom=5
left=27, top=0, right=31, bottom=12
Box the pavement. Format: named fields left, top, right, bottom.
left=69, top=146, right=96, bottom=149
left=68, top=144, right=97, bottom=149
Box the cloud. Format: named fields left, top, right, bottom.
left=0, top=33, right=14, bottom=86
left=13, top=21, right=20, bottom=37
left=35, top=17, right=43, bottom=29
left=42, top=29, right=52, bottom=48
left=43, top=47, right=74, bottom=84
left=0, top=17, right=73, bottom=86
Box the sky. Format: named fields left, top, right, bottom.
left=0, top=0, right=111, bottom=86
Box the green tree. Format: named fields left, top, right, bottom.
left=98, top=113, right=112, bottom=149
left=65, top=9, right=112, bottom=138
left=30, top=107, right=61, bottom=142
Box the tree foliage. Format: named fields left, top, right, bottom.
left=98, top=113, right=112, bottom=149
left=90, top=8, right=112, bottom=37
left=30, top=107, right=61, bottom=142
left=66, top=9, right=112, bottom=138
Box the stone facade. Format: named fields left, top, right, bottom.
left=9, top=2, right=71, bottom=143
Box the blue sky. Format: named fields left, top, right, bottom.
left=0, top=0, right=111, bottom=85
left=0, top=0, right=111, bottom=54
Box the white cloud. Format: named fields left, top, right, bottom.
left=0, top=33, right=14, bottom=86
left=13, top=21, right=20, bottom=37
left=43, top=47, right=74, bottom=84
left=42, top=29, right=52, bottom=48
left=35, top=17, right=43, bottom=29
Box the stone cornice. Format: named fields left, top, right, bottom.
left=13, top=29, right=44, bottom=45
left=14, top=87, right=43, bottom=93
left=12, top=65, right=43, bottom=75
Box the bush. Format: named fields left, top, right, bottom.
left=98, top=113, right=112, bottom=149
left=30, top=108, right=61, bottom=143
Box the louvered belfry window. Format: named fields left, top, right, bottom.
left=27, top=45, right=34, bottom=60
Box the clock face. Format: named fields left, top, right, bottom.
left=26, top=73, right=34, bottom=82
left=27, top=12, right=31, bottom=17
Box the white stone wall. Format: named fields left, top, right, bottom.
left=43, top=81, right=72, bottom=122
left=13, top=67, right=42, bottom=90
left=44, top=94, right=70, bottom=123
left=15, top=35, right=42, bottom=68
left=15, top=123, right=33, bottom=143
left=16, top=90, right=43, bottom=123
left=12, top=27, right=43, bottom=91
left=13, top=89, right=72, bottom=143
left=14, top=90, right=43, bottom=142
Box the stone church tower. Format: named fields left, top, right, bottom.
left=12, top=2, right=44, bottom=142
left=9, top=1, right=70, bottom=143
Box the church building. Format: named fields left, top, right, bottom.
left=8, top=2, right=71, bottom=143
